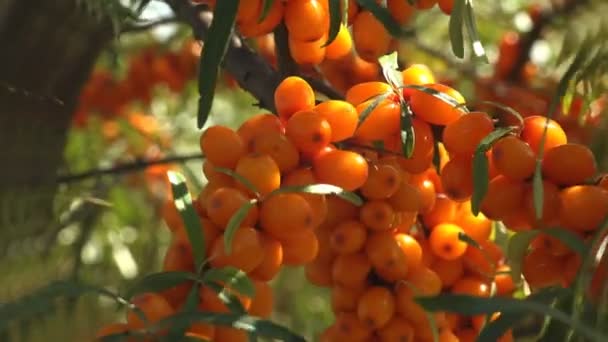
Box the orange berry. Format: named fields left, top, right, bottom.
left=542, top=143, right=597, bottom=186
left=200, top=125, right=245, bottom=168
left=521, top=116, right=568, bottom=156
left=322, top=195, right=359, bottom=229
left=438, top=0, right=454, bottom=14
left=235, top=153, right=281, bottom=196
left=360, top=200, right=397, bottom=231
left=126, top=293, right=174, bottom=330
left=522, top=180, right=560, bottom=225
left=205, top=187, right=258, bottom=229
left=237, top=113, right=284, bottom=150
left=377, top=315, right=415, bottom=342
left=286, top=110, right=332, bottom=154
left=334, top=312, right=373, bottom=341
left=238, top=0, right=284, bottom=38
left=249, top=233, right=283, bottom=281
left=248, top=280, right=273, bottom=318
left=398, top=118, right=435, bottom=173
left=325, top=24, right=353, bottom=60
left=281, top=228, right=320, bottom=265
left=429, top=223, right=468, bottom=260
left=454, top=201, right=492, bottom=243
left=480, top=175, right=525, bottom=220
left=289, top=34, right=327, bottom=65
left=346, top=81, right=392, bottom=106
left=284, top=0, right=328, bottom=41
left=522, top=247, right=564, bottom=289
left=387, top=0, right=416, bottom=24
left=259, top=193, right=314, bottom=239
left=442, top=112, right=494, bottom=156
left=409, top=174, right=437, bottom=214
left=560, top=185, right=608, bottom=232
left=440, top=156, right=474, bottom=202
left=416, top=0, right=438, bottom=9
left=305, top=258, right=334, bottom=287
left=361, top=163, right=402, bottom=200
left=491, top=135, right=536, bottom=181
left=494, top=265, right=516, bottom=296
left=431, top=258, right=464, bottom=288
left=451, top=276, right=490, bottom=297
left=365, top=231, right=409, bottom=282
left=186, top=323, right=215, bottom=341
left=357, top=286, right=396, bottom=329
left=330, top=220, right=368, bottom=254
left=251, top=131, right=300, bottom=173
left=422, top=195, right=458, bottom=229
left=202, top=160, right=235, bottom=185
left=332, top=252, right=372, bottom=288
left=332, top=284, right=365, bottom=312
left=355, top=99, right=401, bottom=141
left=314, top=149, right=369, bottom=191
left=353, top=11, right=392, bottom=62
left=274, top=76, right=315, bottom=121
left=409, top=83, right=466, bottom=126
left=209, top=226, right=264, bottom=272
left=282, top=167, right=328, bottom=228
left=161, top=240, right=195, bottom=307
left=215, top=327, right=248, bottom=342
left=314, top=100, right=359, bottom=142
left=388, top=181, right=420, bottom=212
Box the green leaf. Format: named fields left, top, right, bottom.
left=126, top=271, right=198, bottom=299
left=396, top=282, right=439, bottom=342
left=341, top=0, right=349, bottom=25
left=157, top=312, right=306, bottom=342
left=197, top=0, right=239, bottom=128
left=215, top=167, right=261, bottom=198
left=355, top=0, right=410, bottom=38
left=532, top=161, right=544, bottom=220
left=458, top=232, right=481, bottom=249
left=449, top=0, right=465, bottom=58
left=462, top=0, right=488, bottom=62
left=399, top=100, right=415, bottom=158
left=0, top=281, right=128, bottom=332
left=324, top=0, right=344, bottom=47
left=224, top=200, right=257, bottom=254
left=403, top=84, right=465, bottom=109
left=379, top=52, right=403, bottom=90
left=357, top=91, right=393, bottom=128
left=470, top=127, right=516, bottom=215
left=202, top=267, right=255, bottom=298
left=270, top=184, right=364, bottom=206
left=416, top=294, right=606, bottom=342
left=168, top=171, right=206, bottom=269
left=165, top=286, right=201, bottom=342
left=258, top=0, right=275, bottom=22
left=207, top=282, right=247, bottom=314
left=478, top=287, right=572, bottom=342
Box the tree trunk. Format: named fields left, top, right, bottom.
left=0, top=0, right=111, bottom=254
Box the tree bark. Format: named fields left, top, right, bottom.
left=0, top=1, right=111, bottom=254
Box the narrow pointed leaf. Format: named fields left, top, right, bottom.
left=399, top=100, right=415, bottom=158
left=224, top=200, right=257, bottom=254
left=449, top=0, right=465, bottom=58
left=207, top=282, right=247, bottom=314
left=197, top=0, right=239, bottom=128
left=168, top=171, right=206, bottom=268
left=324, top=0, right=344, bottom=46
left=258, top=0, right=275, bottom=22
left=462, top=0, right=488, bottom=62
left=404, top=84, right=465, bottom=109
left=357, top=92, right=393, bottom=128
left=215, top=167, right=261, bottom=198
left=126, top=271, right=198, bottom=299
left=355, top=0, right=410, bottom=38
left=379, top=52, right=403, bottom=89
left=270, top=184, right=363, bottom=206
left=202, top=267, right=255, bottom=298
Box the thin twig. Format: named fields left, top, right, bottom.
left=273, top=22, right=299, bottom=78
left=56, top=153, right=204, bottom=183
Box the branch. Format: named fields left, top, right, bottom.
left=56, top=153, right=204, bottom=183
left=121, top=16, right=179, bottom=33
left=508, top=0, right=590, bottom=83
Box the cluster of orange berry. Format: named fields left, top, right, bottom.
left=73, top=40, right=200, bottom=127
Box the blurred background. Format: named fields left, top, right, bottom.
left=0, top=0, right=606, bottom=341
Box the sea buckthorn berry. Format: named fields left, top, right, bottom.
left=332, top=252, right=372, bottom=288
left=322, top=195, right=359, bottom=229
left=325, top=24, right=353, bottom=60
left=281, top=167, right=328, bottom=228
left=440, top=156, right=474, bottom=202
left=480, top=175, right=525, bottom=220
left=161, top=241, right=195, bottom=307
left=416, top=0, right=438, bottom=9
left=235, top=153, right=281, bottom=196
left=387, top=0, right=415, bottom=25
left=360, top=200, right=396, bottom=231
left=200, top=125, right=245, bottom=168
left=314, top=150, right=369, bottom=191
left=532, top=233, right=572, bottom=257
left=438, top=0, right=454, bottom=14
left=355, top=99, right=401, bottom=141
left=377, top=316, right=415, bottom=342
left=274, top=76, right=315, bottom=121
left=491, top=135, right=536, bottom=181
left=205, top=187, right=258, bottom=228
left=560, top=185, right=608, bottom=232
left=563, top=253, right=582, bottom=287
left=209, top=226, right=264, bottom=272
left=334, top=312, right=373, bottom=341
left=409, top=174, right=437, bottom=214
left=388, top=181, right=420, bottom=212
left=286, top=110, right=332, bottom=155
left=215, top=327, right=248, bottom=342
left=494, top=265, right=516, bottom=296
left=463, top=243, right=496, bottom=278
left=409, top=83, right=466, bottom=126
left=305, top=258, right=333, bottom=287
left=260, top=193, right=314, bottom=239
left=523, top=181, right=560, bottom=225
left=314, top=100, right=359, bottom=142
left=235, top=0, right=262, bottom=24
left=521, top=115, right=568, bottom=155
left=366, top=231, right=415, bottom=282
left=398, top=118, right=435, bottom=173
left=395, top=233, right=424, bottom=271
left=281, top=228, right=320, bottom=265
left=353, top=11, right=392, bottom=62
left=238, top=0, right=284, bottom=37
left=431, top=258, right=464, bottom=288
left=285, top=0, right=328, bottom=42
left=522, top=247, right=564, bottom=289
left=250, top=233, right=283, bottom=281
left=248, top=281, right=274, bottom=318
left=252, top=131, right=300, bottom=173
left=345, top=81, right=392, bottom=106
left=422, top=195, right=458, bottom=229
left=332, top=284, right=364, bottom=312
left=357, top=286, right=396, bottom=329
left=542, top=143, right=597, bottom=186
left=237, top=113, right=284, bottom=150
left=429, top=223, right=468, bottom=260
left=454, top=201, right=492, bottom=243
left=361, top=163, right=402, bottom=199
left=126, top=293, right=174, bottom=330
left=330, top=220, right=367, bottom=254
left=289, top=35, right=327, bottom=65
left=451, top=277, right=491, bottom=297
left=202, top=160, right=234, bottom=185
left=442, top=112, right=494, bottom=156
